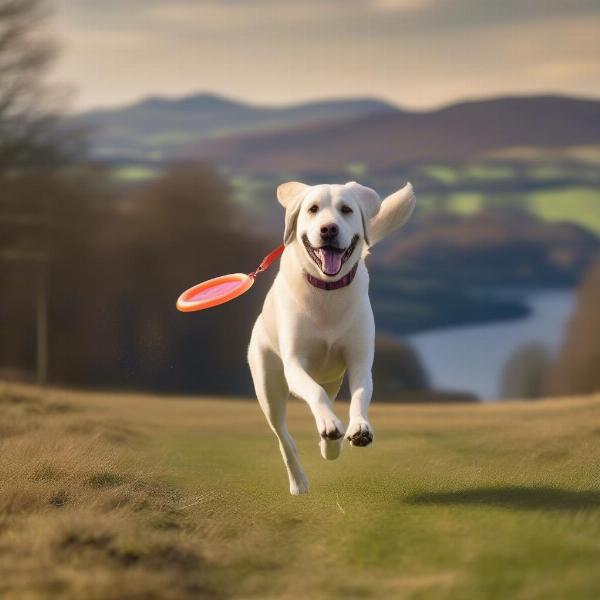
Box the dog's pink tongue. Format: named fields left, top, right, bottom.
left=319, top=248, right=342, bottom=276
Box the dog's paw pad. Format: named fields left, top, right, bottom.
left=320, top=427, right=344, bottom=441
left=346, top=421, right=373, bottom=447
left=318, top=415, right=345, bottom=441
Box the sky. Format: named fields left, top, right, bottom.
left=51, top=0, right=600, bottom=112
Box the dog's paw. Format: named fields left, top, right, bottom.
left=346, top=419, right=373, bottom=447
left=319, top=437, right=342, bottom=460
left=289, top=473, right=309, bottom=495
left=316, top=412, right=345, bottom=441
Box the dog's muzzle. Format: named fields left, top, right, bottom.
left=302, top=234, right=359, bottom=277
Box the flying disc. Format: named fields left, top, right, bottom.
left=176, top=245, right=284, bottom=312
left=176, top=273, right=254, bottom=312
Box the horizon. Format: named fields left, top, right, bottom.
left=72, top=89, right=600, bottom=115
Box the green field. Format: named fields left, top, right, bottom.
left=524, top=187, right=600, bottom=234
left=2, top=383, right=600, bottom=599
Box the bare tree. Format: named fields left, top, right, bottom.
left=0, top=0, right=65, bottom=167
left=0, top=0, right=67, bottom=385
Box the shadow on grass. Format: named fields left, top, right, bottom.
left=406, top=486, right=600, bottom=511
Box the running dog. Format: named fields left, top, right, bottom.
left=248, top=181, right=416, bottom=494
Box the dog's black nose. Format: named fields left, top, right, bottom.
left=320, top=223, right=338, bottom=240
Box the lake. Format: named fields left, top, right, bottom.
left=405, top=289, right=577, bottom=401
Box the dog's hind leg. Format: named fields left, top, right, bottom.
left=318, top=377, right=345, bottom=460
left=248, top=320, right=309, bottom=495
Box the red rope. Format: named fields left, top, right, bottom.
left=248, top=245, right=285, bottom=279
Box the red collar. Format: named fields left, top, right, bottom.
left=304, top=262, right=358, bottom=291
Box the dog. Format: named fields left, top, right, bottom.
left=248, top=181, right=416, bottom=494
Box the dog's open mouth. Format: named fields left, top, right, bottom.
left=302, top=234, right=359, bottom=276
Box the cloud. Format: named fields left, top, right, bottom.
left=51, top=0, right=600, bottom=111
left=372, top=0, right=439, bottom=13
left=144, top=1, right=345, bottom=30
left=56, top=0, right=600, bottom=34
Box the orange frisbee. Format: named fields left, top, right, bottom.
left=176, top=245, right=284, bottom=313
left=176, top=273, right=254, bottom=312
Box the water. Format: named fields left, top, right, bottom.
left=406, top=289, right=577, bottom=401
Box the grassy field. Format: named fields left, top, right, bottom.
left=2, top=382, right=600, bottom=599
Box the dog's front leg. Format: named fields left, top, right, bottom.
left=346, top=367, right=374, bottom=446
left=345, top=339, right=375, bottom=447
left=283, top=359, right=345, bottom=440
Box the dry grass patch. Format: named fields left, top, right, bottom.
left=0, top=384, right=218, bottom=600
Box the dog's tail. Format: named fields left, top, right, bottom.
left=368, top=182, right=416, bottom=248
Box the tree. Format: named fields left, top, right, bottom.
left=372, top=334, right=430, bottom=400
left=110, top=165, right=271, bottom=394
left=0, top=0, right=65, bottom=167
left=549, top=258, right=600, bottom=395
left=0, top=0, right=70, bottom=385
left=500, top=342, right=551, bottom=400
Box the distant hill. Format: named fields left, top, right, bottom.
left=75, top=93, right=600, bottom=170
left=191, top=95, right=600, bottom=172
left=73, top=93, right=397, bottom=161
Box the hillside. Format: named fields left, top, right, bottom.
left=73, top=93, right=397, bottom=161
left=193, top=95, right=600, bottom=172
left=2, top=382, right=600, bottom=599
left=74, top=94, right=600, bottom=169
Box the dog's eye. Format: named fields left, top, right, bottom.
left=308, top=205, right=319, bottom=214
left=340, top=205, right=353, bottom=214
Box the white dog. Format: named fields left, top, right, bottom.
left=248, top=181, right=416, bottom=494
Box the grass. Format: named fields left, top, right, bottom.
left=111, top=165, right=161, bottom=182
left=421, top=163, right=515, bottom=186
left=344, top=162, right=369, bottom=177
left=446, top=192, right=485, bottom=215
left=461, top=164, right=514, bottom=181
left=1, top=382, right=600, bottom=599
left=421, top=165, right=460, bottom=185
left=413, top=161, right=600, bottom=236
left=524, top=187, right=600, bottom=235
left=484, top=145, right=600, bottom=165
left=412, top=172, right=600, bottom=235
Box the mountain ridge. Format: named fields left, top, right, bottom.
left=191, top=94, right=600, bottom=171
left=73, top=92, right=600, bottom=168
left=73, top=92, right=398, bottom=161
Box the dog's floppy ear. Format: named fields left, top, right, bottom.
left=277, top=181, right=308, bottom=245
left=277, top=181, right=308, bottom=208
left=368, top=182, right=416, bottom=247
left=345, top=181, right=381, bottom=246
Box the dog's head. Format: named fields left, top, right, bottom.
left=277, top=181, right=381, bottom=278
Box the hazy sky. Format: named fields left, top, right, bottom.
left=52, top=0, right=600, bottom=111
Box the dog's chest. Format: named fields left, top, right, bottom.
left=301, top=337, right=346, bottom=382
left=297, top=285, right=360, bottom=333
